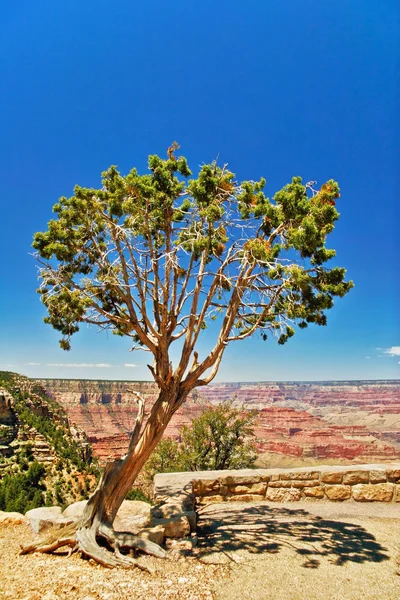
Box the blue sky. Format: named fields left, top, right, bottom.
left=0, top=0, right=398, bottom=381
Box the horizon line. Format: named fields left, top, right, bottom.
left=30, top=376, right=400, bottom=385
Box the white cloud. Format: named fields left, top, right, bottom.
left=124, top=364, right=137, bottom=367
left=47, top=363, right=111, bottom=368
left=365, top=356, right=371, bottom=359
left=25, top=362, right=40, bottom=366
left=384, top=346, right=400, bottom=356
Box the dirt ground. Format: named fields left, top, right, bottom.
left=0, top=501, right=399, bottom=600
left=197, top=501, right=400, bottom=600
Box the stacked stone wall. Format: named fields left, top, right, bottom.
left=152, top=463, right=400, bottom=542
left=192, top=465, right=400, bottom=504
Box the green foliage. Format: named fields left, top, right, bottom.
left=179, top=402, right=257, bottom=471
left=125, top=488, right=152, bottom=504
left=0, top=461, right=45, bottom=513
left=0, top=371, right=99, bottom=511
left=145, top=402, right=257, bottom=476
left=32, top=148, right=352, bottom=355
left=144, top=438, right=183, bottom=477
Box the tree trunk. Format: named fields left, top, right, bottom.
left=21, top=386, right=188, bottom=569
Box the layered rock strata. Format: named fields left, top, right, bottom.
left=38, top=379, right=400, bottom=464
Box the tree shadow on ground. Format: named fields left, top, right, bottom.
left=196, top=504, right=389, bottom=568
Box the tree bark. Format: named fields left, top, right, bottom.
left=21, top=385, right=188, bottom=569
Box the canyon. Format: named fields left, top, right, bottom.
left=38, top=379, right=400, bottom=466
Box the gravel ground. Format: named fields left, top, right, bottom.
left=0, top=523, right=223, bottom=600
left=0, top=501, right=399, bottom=600
left=197, top=501, right=400, bottom=600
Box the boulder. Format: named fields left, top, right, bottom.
left=113, top=500, right=152, bottom=533
left=26, top=506, right=63, bottom=534
left=63, top=500, right=88, bottom=521
left=151, top=503, right=196, bottom=531
left=167, top=534, right=198, bottom=557
left=352, top=483, right=394, bottom=502
left=63, top=499, right=152, bottom=533
left=324, top=485, right=351, bottom=501
left=0, top=510, right=25, bottom=525
left=153, top=515, right=191, bottom=538
left=139, top=525, right=165, bottom=545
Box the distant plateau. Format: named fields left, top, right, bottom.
left=37, top=379, right=400, bottom=467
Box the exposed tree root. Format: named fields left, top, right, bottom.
left=20, top=521, right=166, bottom=572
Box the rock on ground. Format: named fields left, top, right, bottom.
left=0, top=511, right=25, bottom=525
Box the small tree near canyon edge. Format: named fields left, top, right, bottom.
left=145, top=401, right=257, bottom=477
left=27, top=144, right=353, bottom=567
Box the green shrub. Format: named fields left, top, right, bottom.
left=145, top=401, right=257, bottom=477
left=0, top=461, right=46, bottom=513
left=125, top=488, right=152, bottom=504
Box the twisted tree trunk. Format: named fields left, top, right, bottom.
left=21, top=385, right=188, bottom=570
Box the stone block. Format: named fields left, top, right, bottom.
left=269, top=479, right=319, bottom=489
left=226, top=494, right=265, bottom=503
left=270, top=474, right=280, bottom=482
left=369, top=470, right=387, bottom=484
left=220, top=475, right=261, bottom=486
left=324, top=485, right=351, bottom=501
left=220, top=485, right=229, bottom=496
left=192, top=479, right=220, bottom=495
left=260, top=475, right=270, bottom=483
left=343, top=471, right=369, bottom=485
left=303, top=486, right=325, bottom=499
left=266, top=488, right=301, bottom=502
left=395, top=485, right=400, bottom=502
left=321, top=472, right=343, bottom=484
left=280, top=471, right=319, bottom=481
left=268, top=481, right=292, bottom=488
left=352, top=483, right=394, bottom=502
left=291, top=480, right=321, bottom=489
left=197, top=494, right=225, bottom=505
left=386, top=469, right=400, bottom=483
left=229, top=483, right=266, bottom=495
left=165, top=493, right=195, bottom=511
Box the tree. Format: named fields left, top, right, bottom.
left=25, top=144, right=353, bottom=567
left=144, top=437, right=183, bottom=478
left=179, top=401, right=257, bottom=471
left=145, top=402, right=257, bottom=477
